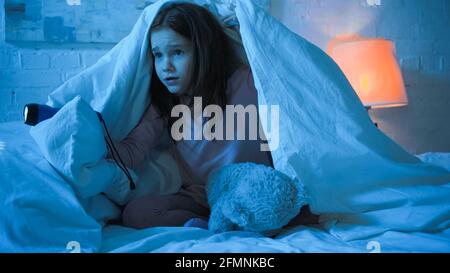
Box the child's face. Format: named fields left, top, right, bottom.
left=151, top=27, right=194, bottom=96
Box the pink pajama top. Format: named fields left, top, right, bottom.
left=112, top=65, right=273, bottom=209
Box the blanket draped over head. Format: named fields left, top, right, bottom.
left=29, top=0, right=449, bottom=250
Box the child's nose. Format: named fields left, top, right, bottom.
left=163, top=58, right=175, bottom=72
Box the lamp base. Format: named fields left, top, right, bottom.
left=365, top=106, right=378, bottom=128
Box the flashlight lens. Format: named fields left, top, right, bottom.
left=24, top=106, right=29, bottom=120
left=23, top=104, right=39, bottom=126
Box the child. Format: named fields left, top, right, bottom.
left=113, top=3, right=315, bottom=229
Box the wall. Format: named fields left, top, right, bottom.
left=0, top=0, right=116, bottom=122
left=271, top=0, right=450, bottom=154
left=4, top=0, right=149, bottom=43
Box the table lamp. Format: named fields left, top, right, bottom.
left=327, top=36, right=408, bottom=111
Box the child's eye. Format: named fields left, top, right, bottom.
left=153, top=52, right=162, bottom=59
left=174, top=49, right=184, bottom=56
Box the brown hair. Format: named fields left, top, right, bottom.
left=149, top=3, right=241, bottom=132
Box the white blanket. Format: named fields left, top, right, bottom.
left=235, top=0, right=450, bottom=243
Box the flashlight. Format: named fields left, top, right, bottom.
left=23, top=104, right=61, bottom=126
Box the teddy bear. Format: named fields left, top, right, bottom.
left=206, top=162, right=309, bottom=236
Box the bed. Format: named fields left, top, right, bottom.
left=1, top=120, right=449, bottom=253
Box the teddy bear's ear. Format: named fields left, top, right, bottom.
left=208, top=199, right=237, bottom=233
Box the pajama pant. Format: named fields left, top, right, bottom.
left=122, top=192, right=317, bottom=229
left=122, top=191, right=210, bottom=229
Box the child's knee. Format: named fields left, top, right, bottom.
left=121, top=195, right=162, bottom=228
left=122, top=198, right=143, bottom=228
left=120, top=193, right=208, bottom=228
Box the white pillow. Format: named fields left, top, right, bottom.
left=30, top=96, right=120, bottom=199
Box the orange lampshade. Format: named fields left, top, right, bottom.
left=328, top=37, right=408, bottom=108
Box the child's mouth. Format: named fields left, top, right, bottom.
left=165, top=77, right=179, bottom=86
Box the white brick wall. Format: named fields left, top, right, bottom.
left=0, top=45, right=109, bottom=122
left=271, top=0, right=450, bottom=154
left=0, top=0, right=111, bottom=123
left=0, top=0, right=115, bottom=123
